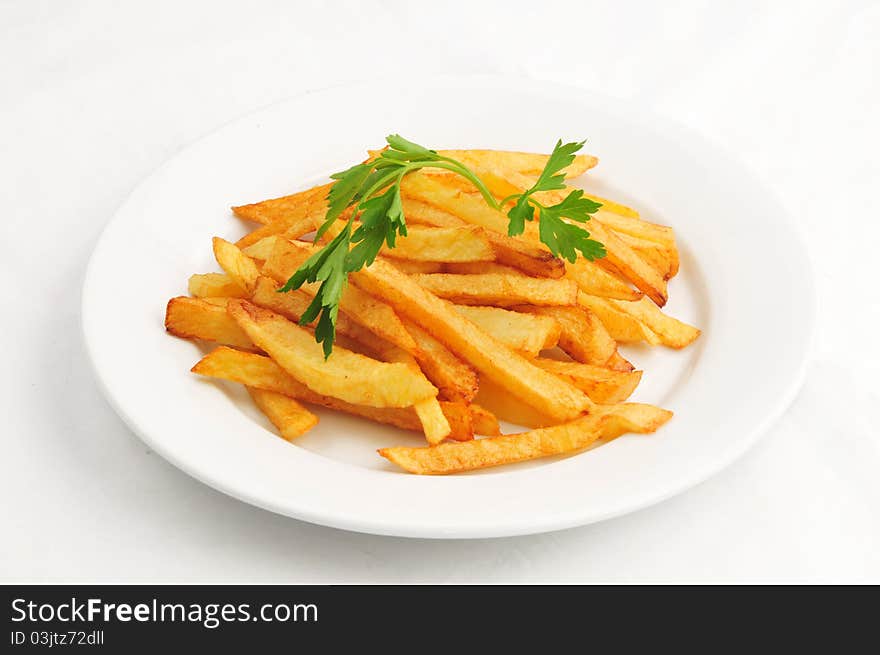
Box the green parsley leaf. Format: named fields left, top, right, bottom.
left=538, top=211, right=606, bottom=263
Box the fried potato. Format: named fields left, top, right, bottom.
left=232, top=183, right=330, bottom=224
left=212, top=237, right=260, bottom=294
left=263, top=238, right=419, bottom=355
left=192, top=347, right=474, bottom=441
left=443, top=261, right=521, bottom=276
left=379, top=403, right=673, bottom=474
left=453, top=305, right=561, bottom=357
left=532, top=358, right=643, bottom=404
left=468, top=404, right=502, bottom=436
left=351, top=257, right=593, bottom=422
left=383, top=225, right=494, bottom=262
left=435, top=149, right=598, bottom=179
left=387, top=259, right=445, bottom=275
left=165, top=297, right=255, bottom=350
left=608, top=297, right=701, bottom=349
left=413, top=398, right=453, bottom=445
left=188, top=273, right=247, bottom=299
left=402, top=319, right=478, bottom=404
left=412, top=273, right=577, bottom=307
left=593, top=208, right=675, bottom=243
left=473, top=375, right=561, bottom=428
left=235, top=211, right=318, bottom=249
left=577, top=293, right=661, bottom=345
left=616, top=231, right=676, bottom=279
left=518, top=305, right=620, bottom=367
left=247, top=387, right=318, bottom=441
left=227, top=300, right=436, bottom=408
left=402, top=197, right=564, bottom=278
left=241, top=235, right=279, bottom=262
left=564, top=257, right=643, bottom=301
left=583, top=195, right=641, bottom=219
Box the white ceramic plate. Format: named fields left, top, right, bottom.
left=82, top=76, right=814, bottom=538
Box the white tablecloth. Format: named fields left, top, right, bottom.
left=2, top=0, right=878, bottom=583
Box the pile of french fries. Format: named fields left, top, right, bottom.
left=165, top=148, right=700, bottom=474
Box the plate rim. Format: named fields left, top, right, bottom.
left=81, top=74, right=816, bottom=538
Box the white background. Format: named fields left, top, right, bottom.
left=1, top=0, right=878, bottom=583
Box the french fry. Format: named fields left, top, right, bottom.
left=263, top=238, right=419, bottom=355
left=247, top=387, right=318, bottom=441
left=413, top=398, right=453, bottom=445
left=593, top=209, right=675, bottom=244
left=235, top=212, right=318, bottom=249
left=608, top=297, right=701, bottom=349
left=388, top=259, right=445, bottom=274
left=379, top=403, right=673, bottom=474
left=192, top=347, right=474, bottom=441
left=212, top=237, right=260, bottom=294
left=518, top=305, right=620, bottom=367
left=227, top=300, right=436, bottom=408
left=443, top=261, right=521, bottom=276
left=577, top=293, right=661, bottom=345
left=583, top=195, right=641, bottom=219
left=402, top=319, right=478, bottom=404
left=402, top=197, right=564, bottom=278
left=382, top=225, right=494, bottom=262
left=454, top=305, right=561, bottom=357
left=435, top=149, right=598, bottom=179
left=412, top=273, right=577, bottom=307
left=165, top=297, right=255, bottom=350
left=564, top=257, right=643, bottom=301
left=241, top=235, right=279, bottom=262
left=351, top=257, right=593, bottom=422
left=232, top=183, right=330, bottom=224
left=532, top=358, right=643, bottom=404
left=616, top=231, right=676, bottom=280
left=474, top=375, right=561, bottom=429
left=468, top=404, right=501, bottom=436
left=188, top=273, right=247, bottom=299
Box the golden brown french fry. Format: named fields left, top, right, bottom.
left=473, top=375, right=561, bottom=429
left=468, top=404, right=501, bottom=436
left=443, top=261, right=521, bottom=276
left=435, top=149, right=598, bottom=179
left=564, top=257, right=643, bottom=301
left=402, top=198, right=564, bottom=278
left=379, top=403, right=673, bottom=474
left=247, top=387, right=318, bottom=441
left=232, top=183, right=330, bottom=224
left=241, top=236, right=279, bottom=262
left=616, top=231, right=675, bottom=280
left=532, top=358, right=643, bottom=404
left=608, top=297, right=701, bottom=349
left=577, top=293, right=661, bottom=345
left=402, top=319, right=479, bottom=404
left=188, top=273, right=247, bottom=299
left=387, top=259, right=445, bottom=274
left=192, top=347, right=473, bottom=441
left=413, top=398, right=452, bottom=445
left=235, top=213, right=318, bottom=249
left=263, top=238, right=419, bottom=355
left=165, top=297, right=255, bottom=350
left=584, top=195, right=641, bottom=219
left=351, top=257, right=593, bottom=422
left=212, top=237, right=260, bottom=294
left=227, top=300, right=436, bottom=408
left=383, top=225, right=494, bottom=262
left=412, top=273, right=577, bottom=307
left=518, top=305, right=620, bottom=367
left=454, top=305, right=561, bottom=357
left=593, top=209, right=675, bottom=243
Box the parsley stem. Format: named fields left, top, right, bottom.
left=412, top=159, right=501, bottom=210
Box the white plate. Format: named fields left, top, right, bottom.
left=82, top=76, right=814, bottom=538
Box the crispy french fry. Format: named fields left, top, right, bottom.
left=402, top=320, right=478, bottom=404
left=473, top=375, right=561, bottom=429
left=584, top=195, right=641, bottom=219
left=351, top=257, right=593, bottom=422
left=227, top=300, right=436, bottom=408
left=212, top=237, right=260, bottom=294
left=608, top=297, right=701, bottom=349
left=188, top=273, right=247, bottom=299
left=616, top=231, right=676, bottom=279
left=532, top=358, right=643, bottom=404
left=518, top=305, right=620, bottom=367
left=413, top=398, right=453, bottom=445
left=379, top=403, right=673, bottom=474
left=232, top=183, right=330, bottom=224
left=247, top=387, right=318, bottom=441
left=436, top=149, right=598, bottom=179
left=387, top=259, right=445, bottom=275
left=402, top=197, right=564, bottom=278
left=577, top=293, right=661, bottom=345
left=241, top=236, right=279, bottom=262
left=383, top=225, right=494, bottom=263
left=564, top=257, right=643, bottom=301
left=235, top=212, right=318, bottom=249
left=165, top=297, right=255, bottom=349
left=454, top=305, right=560, bottom=357
left=443, top=261, right=521, bottom=276
left=468, top=403, right=501, bottom=436
left=192, top=347, right=473, bottom=441
left=263, top=238, right=419, bottom=355
left=412, top=273, right=577, bottom=307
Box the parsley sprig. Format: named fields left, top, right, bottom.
left=281, top=135, right=605, bottom=357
